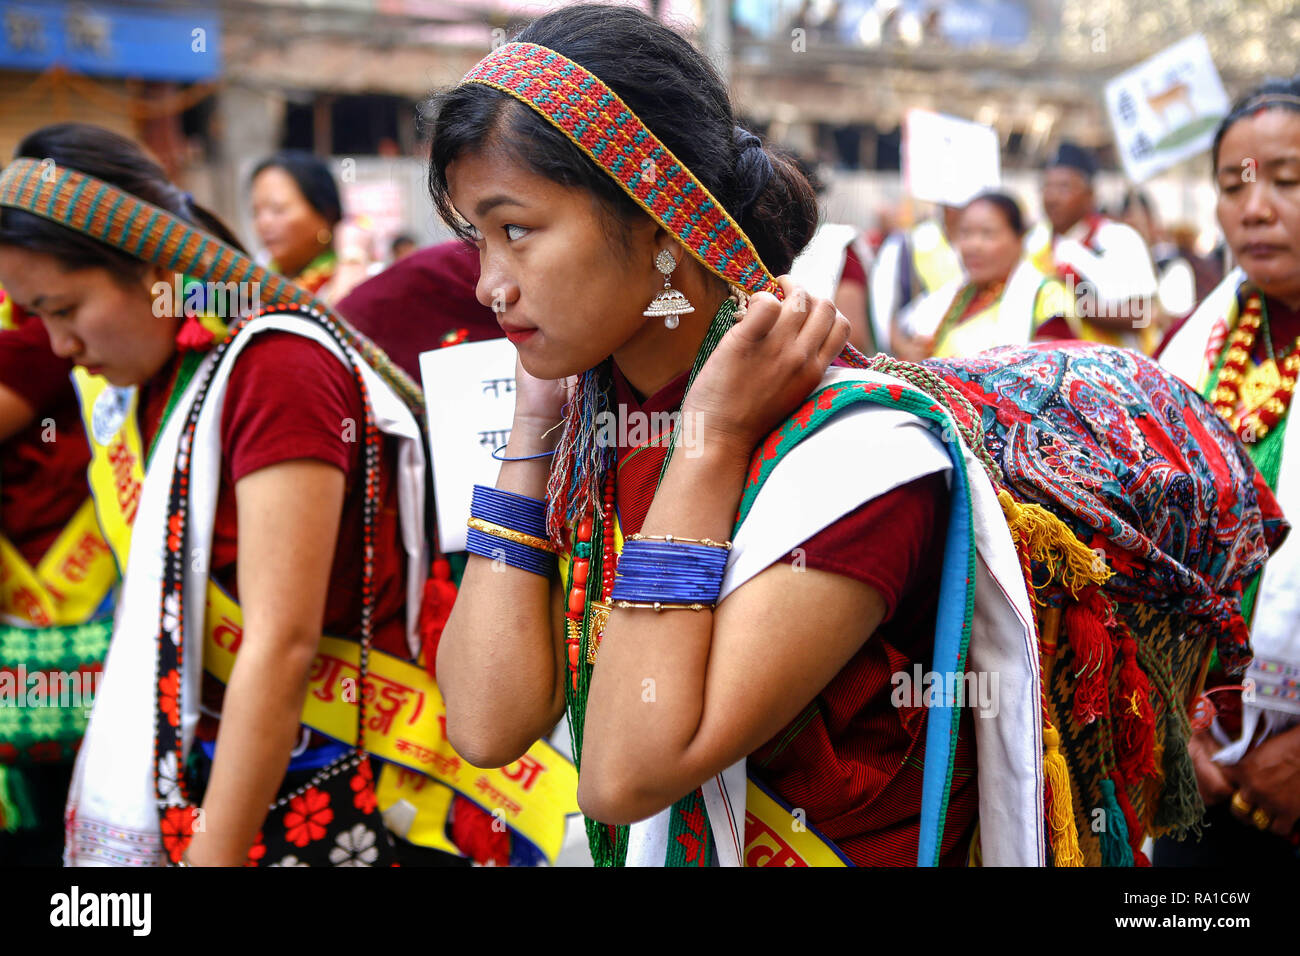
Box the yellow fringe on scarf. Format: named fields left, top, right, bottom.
left=998, top=489, right=1113, bottom=597
left=1043, top=724, right=1085, bottom=867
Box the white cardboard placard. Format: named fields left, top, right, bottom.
left=1104, top=34, right=1230, bottom=183
left=419, top=337, right=519, bottom=552
left=903, top=109, right=1001, bottom=207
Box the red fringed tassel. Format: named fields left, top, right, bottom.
left=1114, top=633, right=1157, bottom=783
left=1109, top=771, right=1151, bottom=866
left=450, top=795, right=510, bottom=866
left=418, top=558, right=457, bottom=680
left=174, top=314, right=215, bottom=352
left=1064, top=588, right=1114, bottom=726
left=1227, top=612, right=1250, bottom=658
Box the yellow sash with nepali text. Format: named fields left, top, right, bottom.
left=0, top=499, right=115, bottom=627
left=73, top=367, right=579, bottom=863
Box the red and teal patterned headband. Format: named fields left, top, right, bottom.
left=461, top=41, right=781, bottom=298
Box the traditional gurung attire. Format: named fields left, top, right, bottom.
left=0, top=294, right=114, bottom=854
left=870, top=218, right=963, bottom=355
left=1160, top=269, right=1300, bottom=784
left=460, top=42, right=1282, bottom=867
left=0, top=158, right=576, bottom=866
left=1025, top=212, right=1159, bottom=353
left=898, top=258, right=1076, bottom=359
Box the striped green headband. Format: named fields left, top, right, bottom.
left=461, top=41, right=781, bottom=298
left=0, top=156, right=313, bottom=315
left=0, top=155, right=422, bottom=412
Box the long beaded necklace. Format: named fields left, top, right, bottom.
left=564, top=471, right=616, bottom=684
left=558, top=296, right=741, bottom=867
left=1210, top=291, right=1300, bottom=443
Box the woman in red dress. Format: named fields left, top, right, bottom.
left=0, top=124, right=429, bottom=866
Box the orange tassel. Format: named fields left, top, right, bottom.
left=418, top=558, right=458, bottom=680
left=1064, top=588, right=1114, bottom=726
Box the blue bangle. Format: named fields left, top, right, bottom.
left=610, top=540, right=728, bottom=605
left=492, top=444, right=557, bottom=462
left=470, top=485, right=548, bottom=538
left=466, top=526, right=554, bottom=577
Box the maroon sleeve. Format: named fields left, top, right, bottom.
left=839, top=242, right=867, bottom=286
left=776, top=472, right=948, bottom=622
left=0, top=311, right=75, bottom=411
left=221, top=331, right=362, bottom=484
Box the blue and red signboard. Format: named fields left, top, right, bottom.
left=0, top=1, right=220, bottom=81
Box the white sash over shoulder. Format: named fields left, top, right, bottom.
left=65, top=313, right=428, bottom=866
left=625, top=368, right=1044, bottom=866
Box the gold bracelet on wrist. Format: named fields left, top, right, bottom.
left=624, top=532, right=733, bottom=550
left=611, top=600, right=716, bottom=612
left=466, top=517, right=555, bottom=553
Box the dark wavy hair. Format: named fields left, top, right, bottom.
left=1211, top=76, right=1300, bottom=173
left=421, top=3, right=818, bottom=279
left=0, top=123, right=246, bottom=282
left=965, top=190, right=1026, bottom=238
left=249, top=150, right=343, bottom=227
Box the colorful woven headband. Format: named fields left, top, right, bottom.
left=0, top=157, right=313, bottom=316
left=461, top=41, right=781, bottom=299
left=0, top=155, right=422, bottom=412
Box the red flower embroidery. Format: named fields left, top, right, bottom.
left=160, top=805, right=195, bottom=864
left=158, top=670, right=180, bottom=728
left=351, top=760, right=378, bottom=814
left=283, top=787, right=334, bottom=847
left=245, top=831, right=267, bottom=866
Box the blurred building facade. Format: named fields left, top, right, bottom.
left=2, top=0, right=1298, bottom=255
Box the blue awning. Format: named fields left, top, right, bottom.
left=0, top=1, right=221, bottom=82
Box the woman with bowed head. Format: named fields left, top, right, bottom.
left=1159, top=77, right=1300, bottom=862
left=0, top=123, right=439, bottom=866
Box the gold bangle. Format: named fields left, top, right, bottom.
left=466, top=517, right=555, bottom=553
left=625, top=532, right=733, bottom=550
left=611, top=600, right=715, bottom=612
